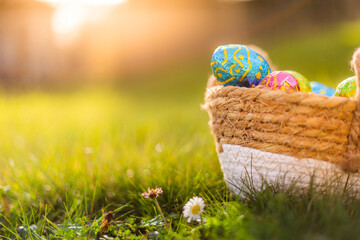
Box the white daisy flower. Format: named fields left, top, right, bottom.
left=182, top=196, right=205, bottom=223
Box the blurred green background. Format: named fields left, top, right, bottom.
left=1, top=0, right=360, bottom=238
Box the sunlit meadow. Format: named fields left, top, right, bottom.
left=1, top=8, right=360, bottom=239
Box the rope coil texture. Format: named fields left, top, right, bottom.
left=204, top=48, right=360, bottom=172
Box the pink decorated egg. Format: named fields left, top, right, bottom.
left=259, top=71, right=300, bottom=92
left=284, top=70, right=312, bottom=92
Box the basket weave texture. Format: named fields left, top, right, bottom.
left=204, top=48, right=360, bottom=173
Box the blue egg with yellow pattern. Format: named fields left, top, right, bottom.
left=309, top=81, right=335, bottom=97
left=211, top=44, right=271, bottom=87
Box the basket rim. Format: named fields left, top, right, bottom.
left=204, top=84, right=356, bottom=111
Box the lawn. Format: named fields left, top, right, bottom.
left=1, top=21, right=360, bottom=239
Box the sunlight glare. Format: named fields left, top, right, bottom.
left=42, top=0, right=127, bottom=46
left=52, top=5, right=88, bottom=37
left=39, top=0, right=126, bottom=6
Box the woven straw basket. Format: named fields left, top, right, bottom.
left=204, top=48, right=360, bottom=195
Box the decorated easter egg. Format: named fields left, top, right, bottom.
left=284, top=70, right=312, bottom=92
left=211, top=44, right=271, bottom=87
left=259, top=71, right=300, bottom=92
left=334, top=76, right=357, bottom=99
left=309, top=81, right=335, bottom=97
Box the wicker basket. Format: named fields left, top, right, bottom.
left=204, top=48, right=360, bottom=195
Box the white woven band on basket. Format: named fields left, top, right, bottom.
left=219, top=144, right=360, bottom=196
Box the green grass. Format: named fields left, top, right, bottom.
left=0, top=90, right=226, bottom=239
left=2, top=21, right=360, bottom=239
